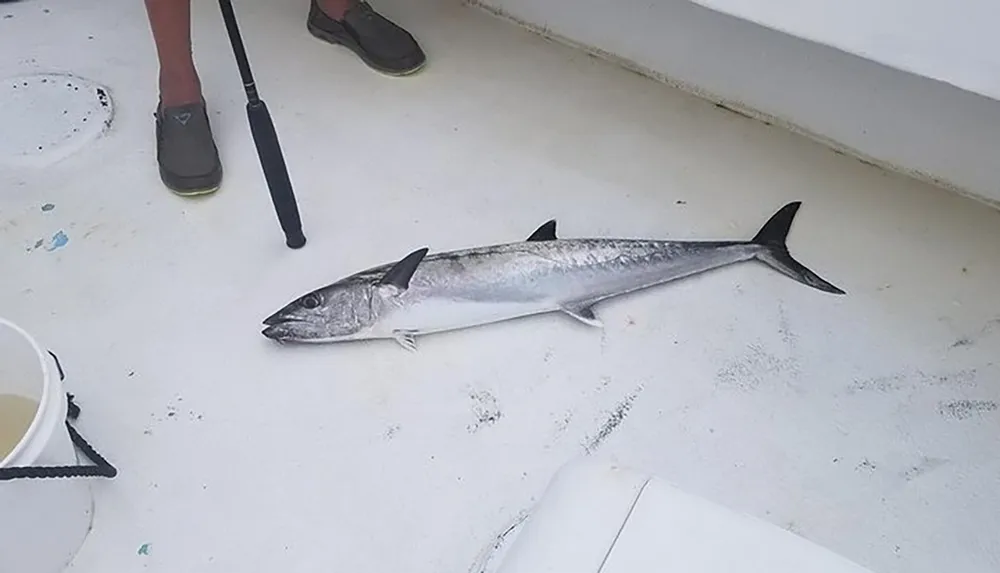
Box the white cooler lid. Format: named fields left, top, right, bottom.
left=493, top=458, right=875, bottom=573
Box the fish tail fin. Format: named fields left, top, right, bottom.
left=750, top=202, right=846, bottom=295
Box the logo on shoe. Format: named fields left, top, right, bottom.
left=172, top=112, right=192, bottom=126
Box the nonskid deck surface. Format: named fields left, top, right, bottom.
left=1, top=1, right=998, bottom=572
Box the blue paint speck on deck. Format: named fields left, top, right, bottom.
left=45, top=230, right=69, bottom=251
left=137, top=543, right=151, bottom=556
left=41, top=203, right=55, bottom=212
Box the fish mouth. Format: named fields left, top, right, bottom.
left=261, top=322, right=339, bottom=344
left=261, top=321, right=301, bottom=341
left=261, top=312, right=309, bottom=341
left=261, top=325, right=283, bottom=341
left=262, top=310, right=293, bottom=326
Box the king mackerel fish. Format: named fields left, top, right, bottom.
left=262, top=202, right=845, bottom=350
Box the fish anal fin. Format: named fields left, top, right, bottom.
left=378, top=247, right=430, bottom=293
left=527, top=220, right=557, bottom=242
left=561, top=303, right=602, bottom=327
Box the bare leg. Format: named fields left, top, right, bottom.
left=318, top=0, right=354, bottom=19
left=144, top=0, right=202, bottom=106
left=143, top=0, right=222, bottom=195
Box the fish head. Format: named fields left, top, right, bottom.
left=261, top=280, right=378, bottom=343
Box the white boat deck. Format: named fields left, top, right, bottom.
left=1, top=0, right=998, bottom=572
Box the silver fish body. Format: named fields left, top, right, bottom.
left=262, top=202, right=844, bottom=349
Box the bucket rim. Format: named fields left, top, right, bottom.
left=0, top=317, right=54, bottom=468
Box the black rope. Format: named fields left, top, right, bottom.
left=0, top=351, right=117, bottom=481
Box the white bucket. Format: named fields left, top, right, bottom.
left=0, top=317, right=114, bottom=573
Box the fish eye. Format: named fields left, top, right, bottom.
left=300, top=294, right=321, bottom=309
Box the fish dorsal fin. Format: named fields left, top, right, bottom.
left=378, top=247, right=429, bottom=292
left=527, top=220, right=557, bottom=242
left=561, top=302, right=603, bottom=327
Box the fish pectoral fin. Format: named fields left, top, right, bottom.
left=526, top=219, right=558, bottom=242
left=379, top=247, right=430, bottom=291
left=392, top=330, right=418, bottom=352
left=560, top=303, right=603, bottom=327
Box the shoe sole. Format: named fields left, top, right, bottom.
left=168, top=184, right=220, bottom=198
left=307, top=21, right=427, bottom=77
left=160, top=166, right=223, bottom=197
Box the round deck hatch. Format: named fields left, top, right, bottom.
left=0, top=72, right=114, bottom=167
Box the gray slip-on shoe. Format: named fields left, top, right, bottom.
left=155, top=100, right=223, bottom=196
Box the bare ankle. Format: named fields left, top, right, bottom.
left=159, top=67, right=203, bottom=107
left=319, top=0, right=356, bottom=20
